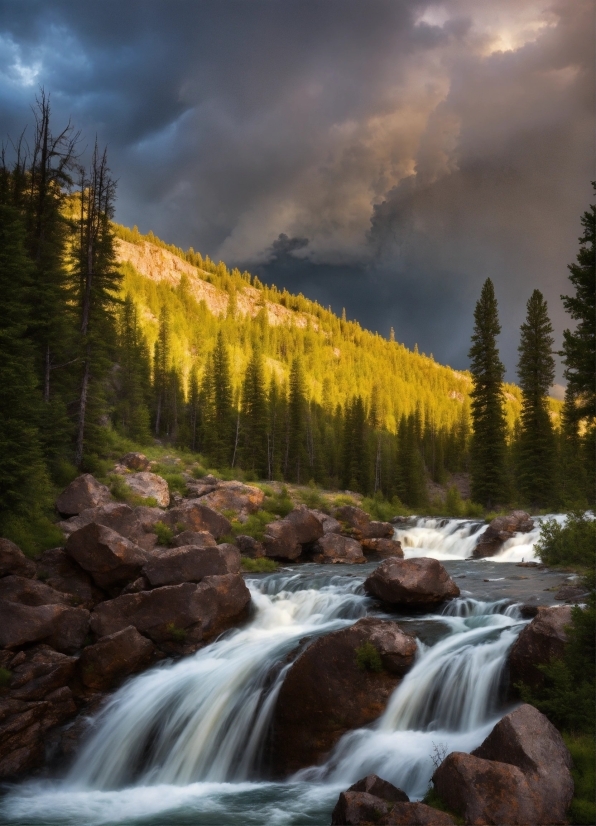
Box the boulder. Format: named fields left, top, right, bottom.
left=0, top=539, right=36, bottom=579
left=310, top=510, right=342, bottom=534
left=58, top=503, right=164, bottom=551
left=235, top=535, right=265, bottom=558
left=508, top=606, right=572, bottom=690
left=164, top=500, right=232, bottom=541
left=0, top=575, right=72, bottom=606
left=361, top=538, right=404, bottom=559
left=199, top=481, right=265, bottom=517
left=263, top=520, right=301, bottom=560
left=90, top=574, right=250, bottom=648
left=65, top=523, right=149, bottom=589
left=271, top=618, right=416, bottom=774
left=36, top=548, right=105, bottom=608
left=365, top=521, right=395, bottom=539
left=78, top=625, right=155, bottom=690
left=345, top=775, right=410, bottom=802
left=333, top=505, right=371, bottom=537
left=119, top=452, right=151, bottom=471
left=331, top=783, right=454, bottom=825
left=331, top=792, right=392, bottom=825
left=56, top=474, right=112, bottom=516
left=0, top=601, right=89, bottom=652
left=380, top=803, right=456, bottom=824
left=171, top=530, right=216, bottom=548
left=285, top=506, right=324, bottom=545
left=142, top=544, right=241, bottom=587
left=364, top=557, right=459, bottom=607
left=473, top=510, right=534, bottom=559
left=554, top=584, right=589, bottom=602
left=120, top=472, right=170, bottom=507
left=4, top=644, right=77, bottom=702
left=185, top=480, right=219, bottom=497
left=312, top=533, right=366, bottom=564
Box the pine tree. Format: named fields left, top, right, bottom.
left=240, top=348, right=268, bottom=476
left=211, top=331, right=234, bottom=466
left=516, top=290, right=556, bottom=507
left=153, top=306, right=171, bottom=436
left=287, top=357, right=308, bottom=482
left=468, top=279, right=508, bottom=507
left=115, top=295, right=151, bottom=442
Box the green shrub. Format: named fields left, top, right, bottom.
left=232, top=511, right=275, bottom=541
left=355, top=642, right=383, bottom=673
left=263, top=486, right=294, bottom=517
left=108, top=474, right=158, bottom=507
left=333, top=493, right=359, bottom=508
left=241, top=557, right=278, bottom=573
left=535, top=511, right=596, bottom=568
left=154, top=521, right=174, bottom=546
left=361, top=494, right=402, bottom=522
left=444, top=486, right=463, bottom=517
left=191, top=465, right=209, bottom=479
left=0, top=667, right=12, bottom=688
left=298, top=481, right=328, bottom=511
left=0, top=514, right=64, bottom=558
left=464, top=501, right=485, bottom=518
left=422, top=788, right=464, bottom=825
left=565, top=734, right=596, bottom=825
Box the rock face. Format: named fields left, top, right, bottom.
left=333, top=505, right=372, bottom=537
left=58, top=503, right=164, bottom=552
left=473, top=510, right=534, bottom=558
left=200, top=481, right=265, bottom=518
left=66, top=523, right=148, bottom=590
left=0, top=539, right=36, bottom=579
left=433, top=704, right=573, bottom=825
left=263, top=519, right=301, bottom=560
left=142, top=544, right=241, bottom=587
left=164, top=500, right=232, bottom=540
left=364, top=557, right=460, bottom=607
left=55, top=474, right=112, bottom=516
left=271, top=618, right=416, bottom=774
left=361, top=538, right=404, bottom=558
left=331, top=778, right=455, bottom=825
left=285, top=506, right=324, bottom=545
left=312, top=533, right=366, bottom=564
left=121, top=472, right=170, bottom=507
left=89, top=574, right=250, bottom=648
left=78, top=625, right=155, bottom=690
left=120, top=452, right=151, bottom=471
left=0, top=601, right=89, bottom=652
left=235, top=535, right=265, bottom=558
left=36, top=548, right=106, bottom=609
left=0, top=575, right=72, bottom=606
left=310, top=510, right=342, bottom=534
left=171, top=530, right=216, bottom=548
left=508, top=605, right=572, bottom=690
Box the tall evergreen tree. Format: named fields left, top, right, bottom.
left=516, top=290, right=556, bottom=507
left=115, top=295, right=151, bottom=442
left=240, top=348, right=268, bottom=476
left=287, top=357, right=308, bottom=482
left=468, top=278, right=508, bottom=507
left=211, top=331, right=234, bottom=466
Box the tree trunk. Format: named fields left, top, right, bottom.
left=75, top=353, right=90, bottom=468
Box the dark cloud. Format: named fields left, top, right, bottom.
left=0, top=0, right=591, bottom=380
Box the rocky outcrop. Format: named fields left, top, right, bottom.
left=364, top=557, right=460, bottom=608
left=55, top=474, right=112, bottom=516
left=361, top=538, right=404, bottom=558
left=0, top=602, right=89, bottom=652
left=285, top=506, right=324, bottom=544
left=199, top=481, right=265, bottom=518
left=312, top=533, right=366, bottom=564
left=508, top=605, right=572, bottom=690
left=171, top=530, right=216, bottom=548
left=271, top=618, right=416, bottom=774
left=235, top=534, right=265, bottom=558
left=0, top=538, right=36, bottom=579
left=121, top=472, right=170, bottom=507
left=120, top=452, right=151, bottom=471
left=164, top=500, right=232, bottom=540
left=310, top=510, right=342, bottom=534
left=58, top=503, right=164, bottom=552
left=65, top=523, right=149, bottom=590
left=78, top=626, right=155, bottom=690
left=331, top=778, right=454, bottom=825
left=0, top=575, right=72, bottom=606
left=433, top=704, right=573, bottom=825
left=473, top=511, right=534, bottom=559
left=36, top=548, right=106, bottom=609
left=142, top=543, right=241, bottom=587
left=332, top=506, right=393, bottom=540
left=263, top=519, right=301, bottom=560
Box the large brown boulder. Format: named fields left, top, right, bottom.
left=200, top=481, right=265, bottom=518
left=380, top=803, right=456, bottom=824
left=171, top=530, right=216, bottom=548
left=312, top=533, right=366, bottom=564
left=271, top=618, right=416, bottom=774
left=364, top=557, right=460, bottom=608
left=58, top=503, right=164, bottom=552
left=0, top=575, right=72, bottom=606
left=285, top=506, right=324, bottom=545
left=164, top=500, right=232, bottom=541
left=333, top=505, right=371, bottom=537
left=65, top=523, right=149, bottom=589
left=473, top=510, right=534, bottom=558
left=508, top=605, right=572, bottom=690
left=142, top=544, right=241, bottom=587
left=0, top=539, right=36, bottom=579
left=4, top=644, right=77, bottom=701
left=235, top=535, right=265, bottom=558
left=310, top=510, right=342, bottom=534
left=433, top=704, right=573, bottom=825
left=263, top=520, right=301, bottom=560
left=365, top=521, right=395, bottom=539
left=331, top=780, right=455, bottom=825
left=78, top=625, right=155, bottom=690
left=56, top=474, right=112, bottom=516
left=361, top=538, right=404, bottom=559
left=36, top=548, right=104, bottom=609
left=0, top=601, right=89, bottom=652
left=120, top=452, right=151, bottom=471
left=121, top=472, right=170, bottom=507
left=89, top=574, right=250, bottom=648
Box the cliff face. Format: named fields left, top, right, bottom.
left=115, top=239, right=319, bottom=330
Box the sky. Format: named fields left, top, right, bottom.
left=0, top=0, right=593, bottom=387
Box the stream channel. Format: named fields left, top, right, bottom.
left=0, top=516, right=574, bottom=825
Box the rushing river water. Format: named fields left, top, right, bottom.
left=0, top=517, right=572, bottom=826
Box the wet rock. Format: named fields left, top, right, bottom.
left=171, top=530, right=216, bottom=548
left=361, top=538, right=404, bottom=559
left=508, top=605, right=572, bottom=690
left=312, top=533, right=366, bottom=564
left=0, top=601, right=89, bottom=652
left=380, top=803, right=456, bottom=824
left=473, top=511, right=534, bottom=559
left=365, top=521, right=395, bottom=539
left=331, top=782, right=454, bottom=825
left=333, top=505, right=371, bottom=537
left=142, top=544, right=241, bottom=587
left=0, top=575, right=72, bottom=606
left=0, top=538, right=36, bottom=579
left=346, top=774, right=410, bottom=802
left=200, top=481, right=265, bottom=518
left=36, top=548, right=105, bottom=609
left=310, top=510, right=342, bottom=534
left=56, top=474, right=112, bottom=516
left=364, top=557, right=460, bottom=608
left=263, top=519, right=301, bottom=560
left=164, top=500, right=232, bottom=541
left=119, top=452, right=151, bottom=471
left=5, top=645, right=77, bottom=702
left=285, top=506, right=324, bottom=545
left=89, top=574, right=250, bottom=648
left=79, top=625, right=155, bottom=690
left=121, top=472, right=170, bottom=507
left=271, top=618, right=416, bottom=774
left=554, top=584, right=589, bottom=602
left=331, top=791, right=392, bottom=825
left=65, top=523, right=149, bottom=590
left=235, top=535, right=265, bottom=558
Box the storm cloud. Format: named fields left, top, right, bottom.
left=0, top=0, right=592, bottom=379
